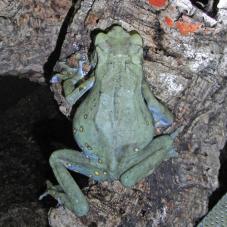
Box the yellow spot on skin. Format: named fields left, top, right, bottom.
left=98, top=159, right=103, bottom=164
left=84, top=114, right=88, bottom=119
left=79, top=126, right=84, bottom=132
left=94, top=171, right=100, bottom=176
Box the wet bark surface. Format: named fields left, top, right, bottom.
left=0, top=0, right=227, bottom=226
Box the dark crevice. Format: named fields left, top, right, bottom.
left=43, top=0, right=82, bottom=81
left=0, top=76, right=39, bottom=111
left=194, top=142, right=227, bottom=226
left=190, top=0, right=219, bottom=17
left=0, top=76, right=88, bottom=225
left=208, top=143, right=227, bottom=209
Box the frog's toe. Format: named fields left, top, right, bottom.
left=170, top=126, right=184, bottom=139
left=167, top=148, right=178, bottom=159
left=73, top=203, right=89, bottom=217
left=56, top=197, right=63, bottom=207
left=46, top=180, right=63, bottom=192
left=46, top=179, right=53, bottom=188
left=39, top=191, right=49, bottom=200
left=120, top=175, right=135, bottom=188
left=50, top=75, right=61, bottom=84
left=39, top=181, right=63, bottom=200
left=154, top=117, right=173, bottom=128
left=41, top=181, right=89, bottom=216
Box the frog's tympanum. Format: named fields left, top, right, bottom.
left=45, top=26, right=176, bottom=216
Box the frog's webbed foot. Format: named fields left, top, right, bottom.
left=39, top=180, right=63, bottom=200
left=39, top=180, right=74, bottom=211
left=46, top=149, right=110, bottom=216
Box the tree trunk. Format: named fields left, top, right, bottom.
left=1, top=0, right=227, bottom=226
left=48, top=0, right=227, bottom=226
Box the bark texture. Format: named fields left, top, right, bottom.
left=0, top=0, right=71, bottom=82
left=1, top=0, right=227, bottom=226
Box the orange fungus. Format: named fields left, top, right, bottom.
left=164, top=16, right=174, bottom=28
left=148, top=0, right=168, bottom=9
left=175, top=21, right=201, bottom=36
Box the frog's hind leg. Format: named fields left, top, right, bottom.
left=120, top=135, right=176, bottom=188
left=47, top=149, right=109, bottom=216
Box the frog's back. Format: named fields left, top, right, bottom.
left=73, top=26, right=154, bottom=174
left=73, top=68, right=154, bottom=157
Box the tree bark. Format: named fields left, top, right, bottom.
left=0, top=0, right=71, bottom=82
left=47, top=0, right=227, bottom=226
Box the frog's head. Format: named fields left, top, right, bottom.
left=94, top=25, right=143, bottom=65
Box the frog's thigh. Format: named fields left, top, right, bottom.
left=49, top=149, right=108, bottom=216
left=120, top=135, right=175, bottom=188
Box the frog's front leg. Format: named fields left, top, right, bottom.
left=142, top=80, right=173, bottom=128
left=48, top=149, right=109, bottom=216
left=65, top=76, right=95, bottom=106
left=61, top=60, right=88, bottom=97
left=50, top=61, right=85, bottom=83
left=120, top=135, right=176, bottom=188
left=51, top=60, right=95, bottom=106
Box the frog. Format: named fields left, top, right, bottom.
left=44, top=25, right=176, bottom=217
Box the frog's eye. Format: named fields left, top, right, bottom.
left=131, top=46, right=143, bottom=64
left=95, top=33, right=108, bottom=46
left=130, top=33, right=143, bottom=46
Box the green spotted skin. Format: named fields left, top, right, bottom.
left=198, top=193, right=227, bottom=227
left=46, top=26, right=176, bottom=216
